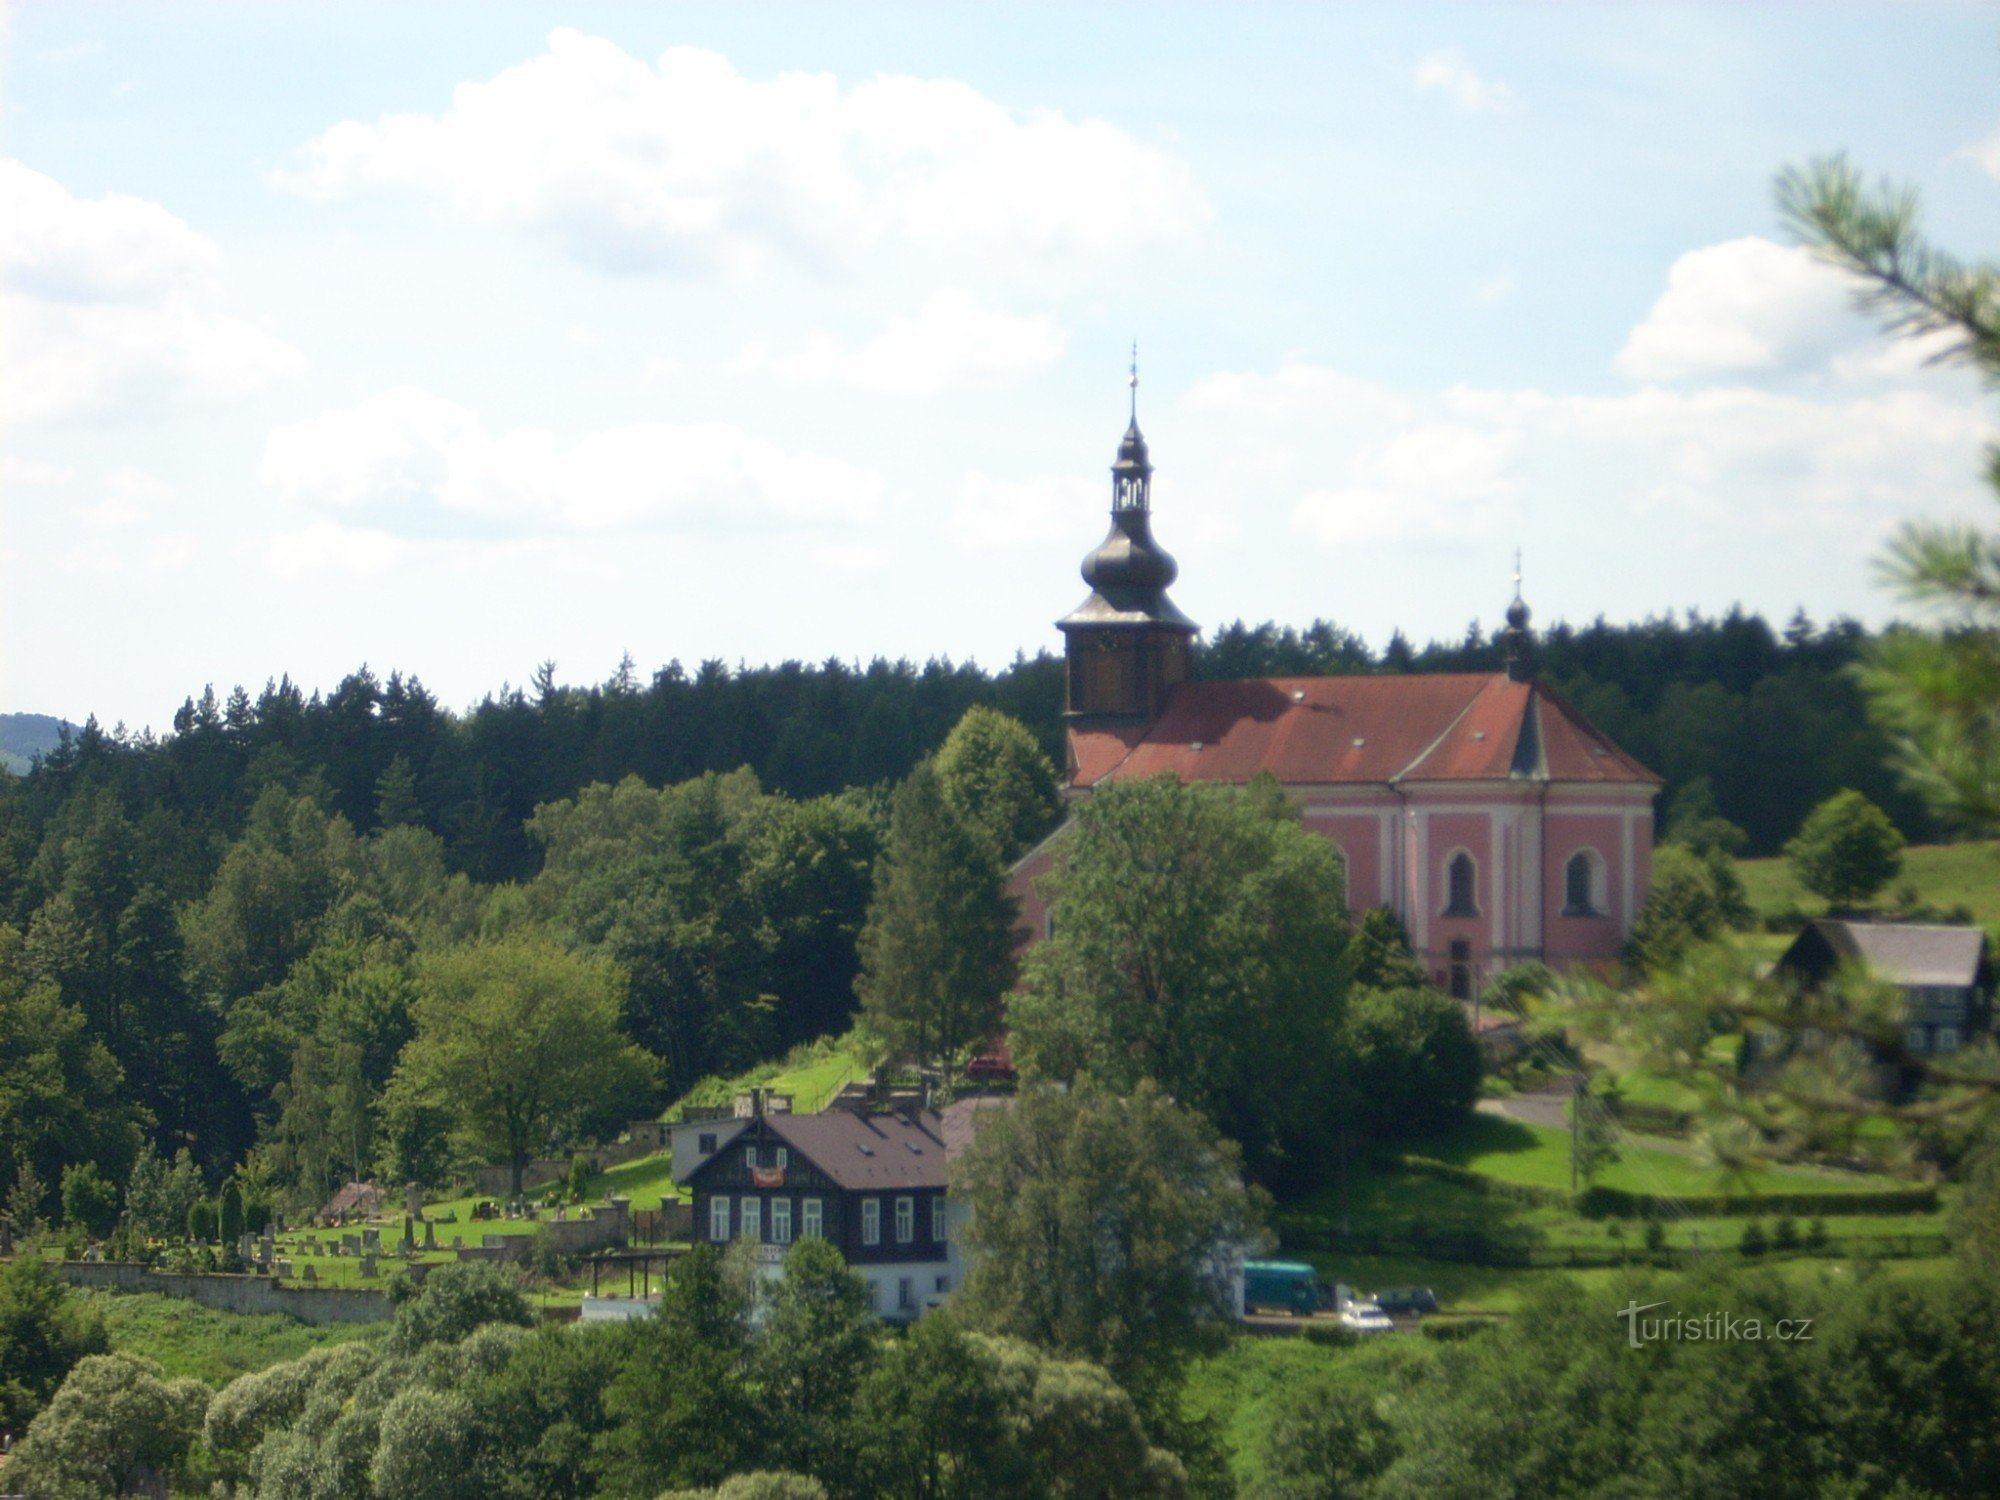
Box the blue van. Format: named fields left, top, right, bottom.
left=1242, top=1260, right=1325, bottom=1316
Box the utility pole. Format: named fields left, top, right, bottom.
left=1571, top=1072, right=1585, bottom=1194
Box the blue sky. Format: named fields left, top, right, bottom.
left=7, top=2, right=2000, bottom=729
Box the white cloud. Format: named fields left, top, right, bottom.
left=1476, top=271, right=1516, bottom=304
left=1615, top=236, right=1860, bottom=382
left=1414, top=50, right=1521, bottom=115
left=81, top=467, right=173, bottom=530
left=264, top=521, right=416, bottom=580
left=1295, top=425, right=1523, bottom=544
left=0, top=159, right=302, bottom=425
left=277, top=31, right=1209, bottom=278
left=742, top=290, right=1066, bottom=393
left=1185, top=358, right=1993, bottom=553
left=953, top=472, right=1100, bottom=550
left=1960, top=125, right=2000, bottom=181
left=260, top=386, right=883, bottom=533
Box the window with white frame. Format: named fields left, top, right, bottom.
left=931, top=1197, right=948, bottom=1243
left=895, top=1196, right=914, bottom=1243
left=771, top=1197, right=793, bottom=1244
left=898, top=1276, right=915, bottom=1310
left=775, top=1147, right=788, bottom=1170
left=1563, top=851, right=1604, bottom=916
left=1444, top=852, right=1478, bottom=917
left=1906, top=1025, right=1930, bottom=1055
left=1938, top=1025, right=1962, bottom=1052
left=745, top=1145, right=758, bottom=1169
left=709, top=1195, right=731, bottom=1242
left=802, top=1198, right=823, bottom=1239
left=741, top=1197, right=762, bottom=1243
left=861, top=1198, right=880, bottom=1246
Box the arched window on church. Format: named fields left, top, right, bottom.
left=1444, top=852, right=1478, bottom=917
left=1563, top=851, right=1603, bottom=917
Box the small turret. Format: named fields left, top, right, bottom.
left=1057, top=350, right=1198, bottom=728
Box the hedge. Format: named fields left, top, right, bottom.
left=1574, top=1183, right=1938, bottom=1220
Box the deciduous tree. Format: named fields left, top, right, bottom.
left=1785, top=788, right=1905, bottom=908
left=391, top=938, right=657, bottom=1199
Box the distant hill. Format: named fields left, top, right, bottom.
left=0, top=712, right=75, bottom=775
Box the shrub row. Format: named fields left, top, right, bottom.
left=1575, top=1183, right=1938, bottom=1220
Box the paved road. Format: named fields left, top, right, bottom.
left=1477, top=1082, right=1700, bottom=1158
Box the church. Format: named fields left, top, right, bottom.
left=1008, top=393, right=1661, bottom=998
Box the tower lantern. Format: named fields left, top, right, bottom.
left=1056, top=352, right=1199, bottom=732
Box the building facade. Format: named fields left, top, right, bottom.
left=682, top=1104, right=953, bottom=1320
left=1011, top=402, right=1661, bottom=995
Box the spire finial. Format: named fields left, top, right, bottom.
left=1128, top=341, right=1139, bottom=422
left=1504, top=549, right=1534, bottom=681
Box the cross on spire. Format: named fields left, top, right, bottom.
left=1128, top=340, right=1139, bottom=421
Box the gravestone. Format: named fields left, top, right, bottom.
left=360, top=1252, right=377, bottom=1278
left=362, top=1227, right=381, bottom=1252
left=301, top=1262, right=317, bottom=1282
left=406, top=1182, right=423, bottom=1220
left=423, top=1219, right=437, bottom=1250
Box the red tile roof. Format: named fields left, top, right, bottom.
left=1068, top=674, right=1658, bottom=789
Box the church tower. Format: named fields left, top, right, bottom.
left=1057, top=357, right=1198, bottom=729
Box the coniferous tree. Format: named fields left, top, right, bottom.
left=853, top=762, right=1016, bottom=1078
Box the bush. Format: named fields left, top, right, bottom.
left=61, top=1162, right=119, bottom=1240
left=1643, top=1219, right=1668, bottom=1253
left=1773, top=1216, right=1801, bottom=1252
left=1806, top=1217, right=1830, bottom=1251
left=568, top=1152, right=591, bottom=1204
left=3, top=1352, right=208, bottom=1499
left=1575, top=1183, right=1937, bottom=1220
left=186, top=1199, right=216, bottom=1243
left=1740, top=1221, right=1769, bottom=1257
left=218, top=1180, right=244, bottom=1246
left=389, top=1261, right=532, bottom=1352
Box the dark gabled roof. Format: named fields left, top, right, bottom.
left=1794, top=920, right=1989, bottom=988
left=1067, top=674, right=1658, bottom=790
left=683, top=1109, right=951, bottom=1192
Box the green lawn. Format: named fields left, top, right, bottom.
left=1736, top=839, right=2000, bottom=926
left=1414, top=1113, right=1901, bottom=1198
left=80, top=1288, right=384, bottom=1386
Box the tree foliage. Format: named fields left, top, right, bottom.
left=4, top=1351, right=208, bottom=1499
left=393, top=938, right=658, bottom=1198
left=953, top=1080, right=1257, bottom=1399
left=1785, top=788, right=1906, bottom=907
left=1009, top=775, right=1350, bottom=1175
left=1779, top=154, right=2000, bottom=833
left=855, top=762, right=1016, bottom=1075
left=932, top=706, right=1061, bottom=864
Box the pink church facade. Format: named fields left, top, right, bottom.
left=1010, top=399, right=1661, bottom=997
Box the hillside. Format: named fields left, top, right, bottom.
left=0, top=711, right=73, bottom=775
left=1736, top=840, right=2000, bottom=928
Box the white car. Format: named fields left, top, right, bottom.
left=1338, top=1301, right=1395, bottom=1335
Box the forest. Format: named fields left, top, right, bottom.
left=0, top=606, right=1935, bottom=1214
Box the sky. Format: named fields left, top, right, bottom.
left=6, top=2, right=2000, bottom=732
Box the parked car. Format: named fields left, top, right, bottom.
left=1338, top=1300, right=1395, bottom=1335
left=1371, top=1286, right=1438, bottom=1316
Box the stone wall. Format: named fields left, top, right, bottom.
left=56, top=1262, right=391, bottom=1324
